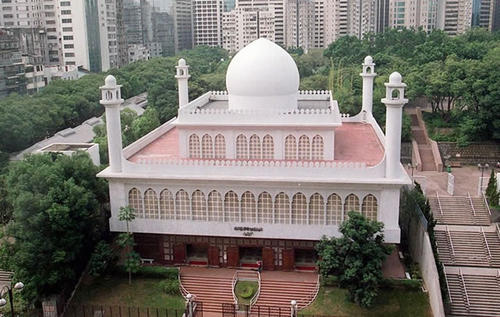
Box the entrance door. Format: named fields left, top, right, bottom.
left=187, top=244, right=208, bottom=265
left=262, top=247, right=275, bottom=270
left=173, top=243, right=186, bottom=264
left=239, top=247, right=262, bottom=268
left=227, top=246, right=239, bottom=267
left=208, top=246, right=220, bottom=266
left=282, top=248, right=294, bottom=271
left=294, top=248, right=317, bottom=271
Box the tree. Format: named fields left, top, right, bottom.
left=118, top=206, right=140, bottom=285
left=485, top=169, right=499, bottom=207
left=1, top=153, right=108, bottom=304
left=316, top=212, right=392, bottom=307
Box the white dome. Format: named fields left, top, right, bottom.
left=226, top=38, right=300, bottom=111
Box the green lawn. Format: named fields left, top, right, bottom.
left=301, top=286, right=432, bottom=317
left=234, top=280, right=258, bottom=306
left=72, top=276, right=185, bottom=309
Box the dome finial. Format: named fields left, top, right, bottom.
left=105, top=75, right=117, bottom=87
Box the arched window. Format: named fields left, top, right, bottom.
left=241, top=191, right=256, bottom=223
left=262, top=135, right=274, bottom=159
left=214, top=134, right=226, bottom=159
left=291, top=193, right=307, bottom=224
left=274, top=192, right=290, bottom=224
left=189, top=134, right=200, bottom=158
left=128, top=188, right=143, bottom=218
left=309, top=193, right=324, bottom=225
left=192, top=190, right=206, bottom=220
left=144, top=189, right=158, bottom=219
left=236, top=134, right=248, bottom=159
left=298, top=135, right=310, bottom=160
left=326, top=194, right=342, bottom=225
left=175, top=190, right=190, bottom=220
left=207, top=190, right=223, bottom=222
left=311, top=135, right=324, bottom=160
left=284, top=135, right=297, bottom=160
left=344, top=193, right=360, bottom=219
left=201, top=134, right=213, bottom=159
left=224, top=191, right=239, bottom=222
left=249, top=135, right=261, bottom=160
left=362, top=194, right=378, bottom=221
left=257, top=192, right=273, bottom=223
left=159, top=189, right=174, bottom=219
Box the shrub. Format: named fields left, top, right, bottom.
left=89, top=241, right=116, bottom=277
left=159, top=279, right=180, bottom=295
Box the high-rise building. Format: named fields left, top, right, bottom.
left=192, top=0, right=224, bottom=47
left=313, top=0, right=325, bottom=47
left=437, top=0, right=472, bottom=34
left=376, top=0, right=390, bottom=32
left=124, top=3, right=144, bottom=44
left=236, top=0, right=286, bottom=46
left=389, top=0, right=438, bottom=32
left=472, top=0, right=494, bottom=28
left=152, top=10, right=175, bottom=56
left=173, top=0, right=194, bottom=52
left=224, top=0, right=236, bottom=10
left=0, top=30, right=26, bottom=97
left=285, top=0, right=314, bottom=50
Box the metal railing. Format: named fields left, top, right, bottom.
left=249, top=271, right=261, bottom=307
left=178, top=268, right=189, bottom=299
left=496, top=223, right=500, bottom=241
left=436, top=192, right=443, bottom=215
left=467, top=192, right=476, bottom=217
left=482, top=192, right=492, bottom=215
left=296, top=274, right=320, bottom=310
left=446, top=226, right=456, bottom=259
left=443, top=264, right=453, bottom=304
left=480, top=227, right=492, bottom=259
left=458, top=269, right=470, bottom=310
left=231, top=271, right=238, bottom=307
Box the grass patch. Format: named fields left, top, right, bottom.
left=301, top=286, right=431, bottom=317
left=234, top=281, right=258, bottom=306
left=72, top=276, right=185, bottom=309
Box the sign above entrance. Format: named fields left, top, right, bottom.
left=234, top=226, right=263, bottom=232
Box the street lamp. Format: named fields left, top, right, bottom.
left=478, top=163, right=489, bottom=195
left=0, top=281, right=24, bottom=317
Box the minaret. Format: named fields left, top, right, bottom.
left=175, top=58, right=190, bottom=107
left=360, top=56, right=376, bottom=114
left=382, top=72, right=408, bottom=179
left=100, top=75, right=124, bottom=173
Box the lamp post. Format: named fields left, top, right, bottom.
left=478, top=163, right=489, bottom=195
left=407, top=163, right=416, bottom=178
left=0, top=281, right=24, bottom=317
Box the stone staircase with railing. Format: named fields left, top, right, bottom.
left=429, top=194, right=491, bottom=226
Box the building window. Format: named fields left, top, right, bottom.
left=274, top=192, right=290, bottom=224
left=214, top=134, right=225, bottom=159
left=202, top=134, right=213, bottom=158
left=326, top=194, right=342, bottom=225
left=208, top=190, right=223, bottom=221
left=311, top=135, right=324, bottom=160
left=258, top=192, right=273, bottom=223
left=192, top=190, right=206, bottom=221
left=262, top=135, right=274, bottom=159
left=284, top=135, right=296, bottom=160
left=248, top=134, right=261, bottom=159
left=144, top=188, right=158, bottom=219
left=309, top=193, right=324, bottom=224
left=128, top=188, right=143, bottom=217
left=236, top=134, right=248, bottom=159
left=224, top=191, right=239, bottom=222
left=175, top=190, right=190, bottom=220
left=159, top=189, right=174, bottom=219
left=241, top=191, right=256, bottom=223
left=362, top=194, right=378, bottom=221
left=298, top=135, right=310, bottom=160
left=291, top=193, right=307, bottom=224
left=344, top=193, right=360, bottom=219
left=189, top=134, right=200, bottom=158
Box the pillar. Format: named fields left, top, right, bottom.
left=100, top=75, right=124, bottom=173
left=360, top=56, right=376, bottom=114
left=382, top=72, right=408, bottom=179
left=175, top=58, right=190, bottom=108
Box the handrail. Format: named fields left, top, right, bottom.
left=443, top=264, right=453, bottom=304
left=178, top=268, right=190, bottom=299
left=467, top=192, right=476, bottom=216
left=459, top=269, right=470, bottom=310
left=231, top=271, right=239, bottom=307
left=480, top=227, right=492, bottom=259
left=482, top=192, right=492, bottom=215
left=297, top=274, right=321, bottom=310
left=436, top=192, right=443, bottom=215
left=447, top=226, right=456, bottom=258
left=249, top=271, right=261, bottom=307
left=496, top=223, right=500, bottom=241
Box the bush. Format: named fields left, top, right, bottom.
left=159, top=279, right=180, bottom=295
left=380, top=278, right=422, bottom=291
left=89, top=241, right=116, bottom=277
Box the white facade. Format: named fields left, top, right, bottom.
left=389, top=0, right=438, bottom=32
left=98, top=39, right=411, bottom=252
left=192, top=0, right=224, bottom=47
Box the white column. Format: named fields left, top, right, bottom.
left=100, top=75, right=124, bottom=173
left=382, top=72, right=408, bottom=179
left=175, top=58, right=190, bottom=108
left=360, top=56, right=376, bottom=114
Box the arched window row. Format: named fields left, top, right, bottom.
left=188, top=133, right=324, bottom=161
left=128, top=188, right=378, bottom=224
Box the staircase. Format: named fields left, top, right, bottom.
left=252, top=274, right=319, bottom=313
left=179, top=268, right=234, bottom=314
left=409, top=112, right=438, bottom=172
left=429, top=195, right=491, bottom=226
left=447, top=273, right=500, bottom=316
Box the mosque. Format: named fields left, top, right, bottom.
left=97, top=38, right=411, bottom=270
